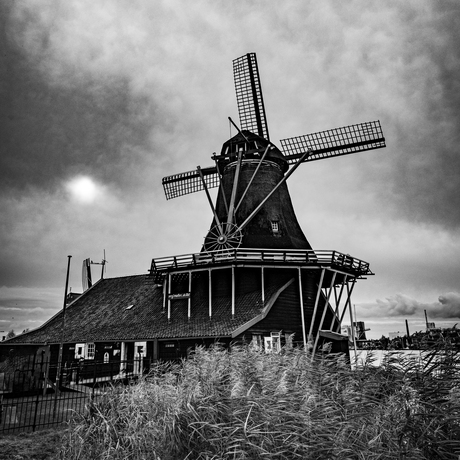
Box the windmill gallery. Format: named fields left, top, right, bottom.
left=3, top=53, right=386, bottom=380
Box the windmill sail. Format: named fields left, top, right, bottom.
left=162, top=166, right=219, bottom=200
left=233, top=53, right=270, bottom=140
left=281, top=120, right=385, bottom=164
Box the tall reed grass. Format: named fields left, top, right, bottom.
left=60, top=344, right=460, bottom=459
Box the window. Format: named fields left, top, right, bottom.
left=271, top=221, right=280, bottom=235
left=264, top=332, right=282, bottom=353
left=75, top=343, right=85, bottom=359
left=86, top=343, right=96, bottom=360
left=135, top=341, right=147, bottom=357
left=250, top=334, right=263, bottom=351
left=264, top=336, right=273, bottom=352
left=271, top=332, right=281, bottom=352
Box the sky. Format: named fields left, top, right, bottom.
left=1, top=0, right=460, bottom=340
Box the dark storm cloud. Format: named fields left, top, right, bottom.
left=388, top=1, right=460, bottom=229
left=0, top=3, right=154, bottom=195
left=0, top=0, right=459, bottom=338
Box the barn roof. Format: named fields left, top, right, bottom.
left=5, top=274, right=273, bottom=345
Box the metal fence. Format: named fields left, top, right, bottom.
left=0, top=356, right=147, bottom=433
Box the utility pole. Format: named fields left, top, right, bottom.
left=405, top=319, right=411, bottom=347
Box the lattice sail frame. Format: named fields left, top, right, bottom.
left=281, top=120, right=385, bottom=164
left=162, top=167, right=219, bottom=200
left=233, top=53, right=270, bottom=140
left=162, top=121, right=385, bottom=200
left=162, top=53, right=386, bottom=201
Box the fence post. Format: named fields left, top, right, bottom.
left=92, top=361, right=97, bottom=396
left=32, top=351, right=45, bottom=431
left=42, top=351, right=50, bottom=397
left=0, top=371, right=4, bottom=424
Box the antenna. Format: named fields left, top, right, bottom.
left=100, top=249, right=107, bottom=279
left=81, top=250, right=107, bottom=291
left=82, top=258, right=92, bottom=291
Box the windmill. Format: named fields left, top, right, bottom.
left=151, top=53, right=386, bottom=356
left=163, top=53, right=385, bottom=253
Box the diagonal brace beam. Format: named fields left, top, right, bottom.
left=237, top=148, right=311, bottom=233
left=197, top=166, right=223, bottom=236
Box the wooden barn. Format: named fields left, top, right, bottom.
left=1, top=53, right=385, bottom=383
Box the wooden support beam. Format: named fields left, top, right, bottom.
left=237, top=148, right=311, bottom=233
left=311, top=271, right=337, bottom=360
left=261, top=266, right=265, bottom=305
left=308, top=268, right=325, bottom=343
left=231, top=265, right=235, bottom=316
left=208, top=269, right=212, bottom=318
left=330, top=276, right=347, bottom=331
left=212, top=153, right=229, bottom=215
left=347, top=281, right=358, bottom=361
left=339, top=279, right=356, bottom=327
left=162, top=280, right=167, bottom=311
left=198, top=166, right=224, bottom=236
left=298, top=268, right=307, bottom=350
left=167, top=273, right=172, bottom=321
left=227, top=149, right=243, bottom=226
left=188, top=271, right=192, bottom=320
left=234, top=144, right=271, bottom=214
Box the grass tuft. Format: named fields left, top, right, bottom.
left=60, top=345, right=460, bottom=459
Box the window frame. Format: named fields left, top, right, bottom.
left=86, top=342, right=96, bottom=360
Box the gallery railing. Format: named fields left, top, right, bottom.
left=150, top=248, right=372, bottom=277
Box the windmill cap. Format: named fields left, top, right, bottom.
left=218, top=130, right=288, bottom=172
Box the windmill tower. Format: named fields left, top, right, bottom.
left=151, top=53, right=385, bottom=355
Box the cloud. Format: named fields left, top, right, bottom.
left=1, top=0, right=460, bottom=341
left=0, top=2, right=158, bottom=198
left=359, top=292, right=460, bottom=320
left=375, top=2, right=460, bottom=230
left=436, top=292, right=460, bottom=318
left=0, top=286, right=61, bottom=309
left=0, top=286, right=63, bottom=333
left=376, top=294, right=421, bottom=317
left=3, top=0, right=460, bottom=231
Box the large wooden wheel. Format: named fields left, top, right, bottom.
left=203, top=223, right=242, bottom=253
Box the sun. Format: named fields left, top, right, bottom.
left=66, top=176, right=100, bottom=204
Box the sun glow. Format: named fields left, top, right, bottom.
left=66, top=176, right=100, bottom=204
